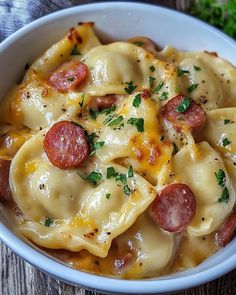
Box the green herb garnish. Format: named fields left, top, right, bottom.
left=90, top=141, right=105, bottom=156
left=222, top=137, right=231, bottom=147
left=124, top=81, right=137, bottom=94
left=133, top=41, right=144, bottom=46
left=133, top=94, right=141, bottom=107
left=87, top=132, right=98, bottom=152
left=160, top=92, right=168, bottom=101
left=149, top=77, right=156, bottom=87
left=187, top=83, right=199, bottom=93
left=89, top=109, right=99, bottom=120
left=153, top=81, right=164, bottom=94
left=128, top=165, right=134, bottom=178
left=67, top=77, right=75, bottom=82
left=107, top=167, right=117, bottom=179
left=44, top=218, right=53, bottom=227
left=177, top=68, right=190, bottom=77
left=218, top=187, right=230, bottom=203
left=123, top=185, right=131, bottom=196
left=215, top=169, right=226, bottom=187
left=105, top=193, right=111, bottom=200
left=108, top=115, right=124, bottom=127
left=71, top=44, right=81, bottom=55
left=149, top=65, right=155, bottom=72
left=224, top=119, right=231, bottom=125
left=79, top=93, right=85, bottom=108
left=177, top=97, right=190, bottom=113
left=116, top=174, right=127, bottom=184
left=194, top=65, right=201, bottom=71
left=86, top=171, right=103, bottom=185
left=127, top=118, right=144, bottom=132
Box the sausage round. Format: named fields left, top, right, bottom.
left=162, top=95, right=205, bottom=132
left=48, top=60, right=88, bottom=93
left=215, top=212, right=236, bottom=247
left=0, top=159, right=12, bottom=202
left=43, top=121, right=90, bottom=169
left=89, top=94, right=117, bottom=110
left=149, top=183, right=196, bottom=232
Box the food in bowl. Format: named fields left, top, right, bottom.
left=0, top=22, right=236, bottom=279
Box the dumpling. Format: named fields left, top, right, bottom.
left=10, top=130, right=157, bottom=257
left=172, top=141, right=235, bottom=237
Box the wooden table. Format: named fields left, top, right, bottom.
left=0, top=0, right=235, bottom=294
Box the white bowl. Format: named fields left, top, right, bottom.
left=0, top=2, right=236, bottom=294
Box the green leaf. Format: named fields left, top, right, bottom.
left=44, top=218, right=53, bottom=227
left=224, top=119, right=231, bottom=125
left=124, top=81, right=137, bottom=94
left=194, top=65, right=201, bottom=71
left=215, top=169, right=226, bottom=187
left=71, top=44, right=81, bottom=55
left=133, top=94, right=141, bottom=107
left=153, top=81, right=164, bottom=94
left=90, top=141, right=105, bottom=156
left=87, top=132, right=98, bottom=152
left=123, top=185, right=131, bottom=196
left=67, top=77, right=75, bottom=82
left=160, top=92, right=168, bottom=101
left=116, top=173, right=127, bottom=184
left=222, top=137, right=231, bottom=147
left=89, top=109, right=99, bottom=120
left=149, top=65, right=155, bottom=72
left=177, top=68, right=190, bottom=77
left=133, top=41, right=144, bottom=46
left=187, top=83, right=199, bottom=93
left=105, top=193, right=111, bottom=200
left=127, top=118, right=144, bottom=132
left=128, top=165, right=134, bottom=177
left=218, top=187, right=230, bottom=203
left=79, top=93, right=85, bottom=108
left=149, top=77, right=156, bottom=87
left=107, top=167, right=117, bottom=179
left=108, top=115, right=124, bottom=127
left=176, top=97, right=191, bottom=113
left=86, top=171, right=103, bottom=185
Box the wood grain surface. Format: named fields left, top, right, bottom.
left=0, top=0, right=235, bottom=294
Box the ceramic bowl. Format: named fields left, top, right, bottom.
left=0, top=2, right=236, bottom=294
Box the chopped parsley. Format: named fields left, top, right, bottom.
left=103, top=114, right=115, bottom=125
left=177, top=68, right=190, bottom=77
left=67, top=77, right=75, bottom=82
left=116, top=173, right=127, bottom=184
left=79, top=93, right=85, bottom=108
left=107, top=167, right=117, bottom=179
left=149, top=77, right=156, bottom=87
left=133, top=41, right=144, bottom=46
left=194, top=65, right=201, bottom=71
left=187, top=83, right=199, bottom=93
left=149, top=65, right=155, bottom=72
left=123, top=185, right=131, bottom=196
left=108, top=115, right=124, bottom=127
left=224, top=119, right=231, bottom=125
left=100, top=105, right=116, bottom=115
left=222, top=137, right=231, bottom=147
left=127, top=118, right=144, bottom=132
left=128, top=165, right=134, bottom=177
left=124, top=81, right=137, bottom=94
left=90, top=141, right=105, bottom=156
left=44, top=218, right=53, bottom=227
left=218, top=187, right=230, bottom=203
left=160, top=92, right=168, bottom=101
left=177, top=97, right=190, bottom=113
left=215, top=169, right=226, bottom=187
left=71, top=44, right=81, bottom=55
left=89, top=109, right=98, bottom=120
left=86, top=171, right=103, bottom=185
left=133, top=94, right=141, bottom=107
left=153, top=81, right=164, bottom=94
left=87, top=132, right=98, bottom=152
left=105, top=193, right=111, bottom=200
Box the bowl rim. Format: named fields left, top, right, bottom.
left=0, top=1, right=236, bottom=293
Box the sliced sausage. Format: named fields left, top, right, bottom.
left=0, top=159, right=12, bottom=202
left=162, top=95, right=206, bottom=132
left=149, top=183, right=196, bottom=233
left=89, top=94, right=117, bottom=110
left=43, top=121, right=90, bottom=169
left=48, top=60, right=88, bottom=93
left=215, top=212, right=236, bottom=247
